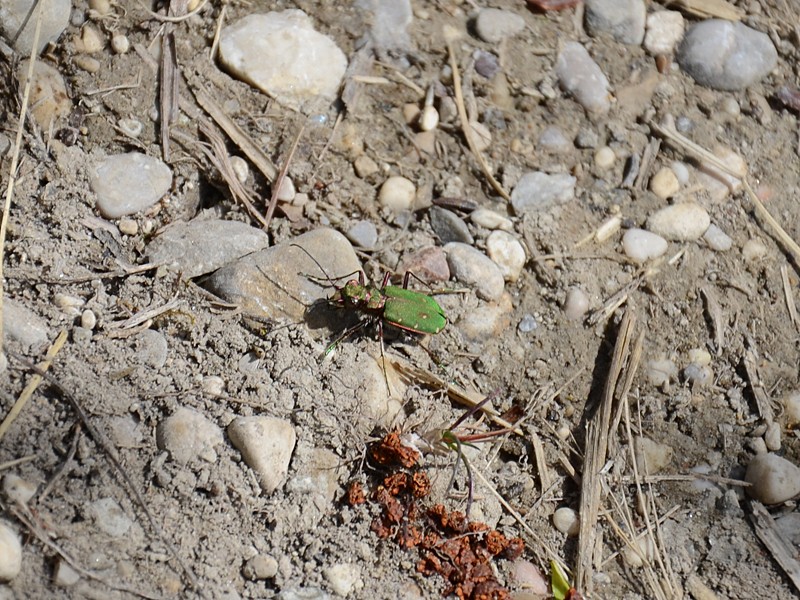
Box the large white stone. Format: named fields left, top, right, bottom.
left=228, top=417, right=296, bottom=494
left=218, top=10, right=347, bottom=112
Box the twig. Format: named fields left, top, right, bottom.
left=443, top=27, right=510, bottom=201
left=749, top=500, right=800, bottom=593
left=105, top=295, right=182, bottom=331
left=781, top=265, right=799, bottom=331
left=265, top=124, right=304, bottom=230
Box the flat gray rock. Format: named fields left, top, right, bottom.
left=90, top=152, right=172, bottom=218
left=147, top=219, right=270, bottom=278
left=511, top=171, right=576, bottom=213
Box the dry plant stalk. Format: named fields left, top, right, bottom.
left=575, top=309, right=638, bottom=594
left=749, top=500, right=800, bottom=593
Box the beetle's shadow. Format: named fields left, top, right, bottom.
left=303, top=299, right=361, bottom=333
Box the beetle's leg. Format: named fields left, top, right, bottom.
left=377, top=319, right=392, bottom=397
left=322, top=320, right=367, bottom=358
left=380, top=272, right=392, bottom=289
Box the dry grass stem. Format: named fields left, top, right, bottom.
left=264, top=123, right=304, bottom=230
left=781, top=265, right=799, bottom=330
left=743, top=339, right=776, bottom=424
left=106, top=295, right=182, bottom=331
left=160, top=30, right=178, bottom=161
left=0, top=331, right=67, bottom=442
left=444, top=28, right=510, bottom=201
left=699, top=284, right=725, bottom=354
left=0, top=455, right=36, bottom=471
left=576, top=309, right=638, bottom=594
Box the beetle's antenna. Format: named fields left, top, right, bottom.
left=290, top=244, right=336, bottom=287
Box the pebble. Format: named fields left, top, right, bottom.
left=202, top=376, right=225, bottom=397
left=764, top=422, right=781, bottom=452
left=474, top=8, right=525, bottom=43
left=397, top=246, right=450, bottom=283
left=646, top=357, right=677, bottom=389
left=17, top=60, right=71, bottom=129
left=2, top=474, right=36, bottom=505
left=429, top=206, right=474, bottom=245
left=509, top=560, right=548, bottom=594
left=537, top=125, right=573, bottom=154
left=486, top=230, right=525, bottom=282
left=775, top=513, right=800, bottom=546
left=510, top=171, right=576, bottom=214
left=517, top=313, right=538, bottom=333
left=634, top=436, right=673, bottom=473
left=118, top=117, right=143, bottom=138
left=703, top=224, right=733, bottom=252
left=584, top=0, right=646, bottom=45
left=323, top=563, right=362, bottom=596
left=78, top=23, right=103, bottom=53
left=696, top=146, right=746, bottom=202
left=564, top=287, right=590, bottom=320
left=134, top=329, right=168, bottom=369
left=378, top=176, right=416, bottom=213
left=742, top=238, right=768, bottom=263
left=556, top=42, right=611, bottom=114
left=594, top=146, right=616, bottom=170
left=205, top=228, right=361, bottom=322
left=552, top=507, right=580, bottom=536
left=622, top=228, right=668, bottom=263
left=474, top=50, right=500, bottom=79
left=470, top=208, right=513, bottom=231
left=111, top=32, right=130, bottom=54
left=355, top=355, right=403, bottom=427
left=275, top=177, right=296, bottom=202
left=684, top=363, right=713, bottom=387
left=687, top=348, right=711, bottom=367
left=670, top=161, right=691, bottom=186
left=87, top=497, right=133, bottom=537
left=228, top=416, right=297, bottom=494
left=745, top=453, right=800, bottom=504
left=73, top=55, right=101, bottom=73
left=353, top=155, right=378, bottom=178
left=0, top=521, right=21, bottom=581
left=54, top=292, right=84, bottom=316
left=644, top=10, right=685, bottom=56
left=243, top=554, right=279, bottom=580
left=678, top=20, right=778, bottom=91
left=622, top=537, right=654, bottom=568
left=646, top=202, right=709, bottom=241
left=0, top=0, right=70, bottom=54
left=364, top=0, right=412, bottom=59
left=147, top=219, right=270, bottom=279
left=4, top=299, right=50, bottom=349
left=444, top=243, right=505, bottom=301
left=80, top=309, right=97, bottom=330
left=650, top=167, right=680, bottom=199
left=157, top=407, right=224, bottom=465
left=218, top=10, right=347, bottom=111
left=90, top=152, right=172, bottom=218
left=345, top=220, right=378, bottom=250
left=118, top=218, right=138, bottom=236
left=784, top=391, right=800, bottom=426
left=457, top=293, right=513, bottom=341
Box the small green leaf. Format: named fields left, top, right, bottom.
left=550, top=560, right=571, bottom=600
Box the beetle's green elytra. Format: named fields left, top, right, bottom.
left=381, top=285, right=447, bottom=335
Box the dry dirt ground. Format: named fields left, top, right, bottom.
left=2, top=1, right=800, bottom=599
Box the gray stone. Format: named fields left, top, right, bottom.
left=228, top=417, right=297, bottom=494
left=511, top=171, right=576, bottom=213
left=556, top=42, right=611, bottom=114
left=204, top=228, right=360, bottom=322
left=147, top=219, right=270, bottom=278
left=678, top=20, right=777, bottom=91
left=345, top=220, right=378, bottom=250
left=218, top=10, right=347, bottom=112
left=90, top=152, right=172, bottom=218
left=474, top=8, right=525, bottom=43
left=429, top=206, right=473, bottom=244
left=444, top=243, right=504, bottom=301
left=0, top=0, right=70, bottom=55
left=157, top=407, right=224, bottom=465
left=87, top=497, right=132, bottom=537
left=585, top=0, right=646, bottom=45
left=3, top=298, right=49, bottom=349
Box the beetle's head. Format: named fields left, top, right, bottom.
left=330, top=280, right=370, bottom=309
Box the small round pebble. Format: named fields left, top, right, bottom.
left=486, top=230, right=525, bottom=282
left=202, top=376, right=225, bottom=397
left=323, top=563, right=362, bottom=596
left=646, top=358, right=677, bottom=388
left=118, top=118, right=143, bottom=138
left=670, top=161, right=690, bottom=185
left=517, top=313, right=538, bottom=333
left=243, top=554, right=279, bottom=580
left=678, top=20, right=778, bottom=91
left=378, top=176, right=416, bottom=212
left=745, top=453, right=800, bottom=504
left=687, top=348, right=711, bottom=367
left=354, top=155, right=379, bottom=178
left=230, top=156, right=249, bottom=183
left=585, top=0, right=646, bottom=45
left=537, top=125, right=573, bottom=154
left=622, top=537, right=654, bottom=568
left=118, top=218, right=138, bottom=235
left=157, top=407, right=224, bottom=465
left=79, top=24, right=104, bottom=53
left=510, top=559, right=548, bottom=594
left=683, top=364, right=713, bottom=387
left=470, top=208, right=512, bottom=231
left=552, top=507, right=580, bottom=536
left=622, top=228, right=668, bottom=263
left=765, top=422, right=781, bottom=452
left=0, top=522, right=21, bottom=581
left=444, top=242, right=505, bottom=301
left=430, top=207, right=474, bottom=245
left=646, top=202, right=709, bottom=241
left=644, top=10, right=684, bottom=56
left=345, top=220, right=378, bottom=250
left=2, top=474, right=36, bottom=505
left=80, top=309, right=97, bottom=330
left=111, top=33, right=130, bottom=54
left=474, top=8, right=525, bottom=43
left=703, top=224, right=733, bottom=251
left=650, top=167, right=680, bottom=199
left=275, top=177, right=295, bottom=202
left=564, top=287, right=590, bottom=320
left=54, top=559, right=80, bottom=587
left=594, top=146, right=616, bottom=170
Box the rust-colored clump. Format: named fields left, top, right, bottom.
left=355, top=433, right=525, bottom=599
left=346, top=481, right=366, bottom=506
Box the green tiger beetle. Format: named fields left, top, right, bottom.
left=292, top=245, right=448, bottom=378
